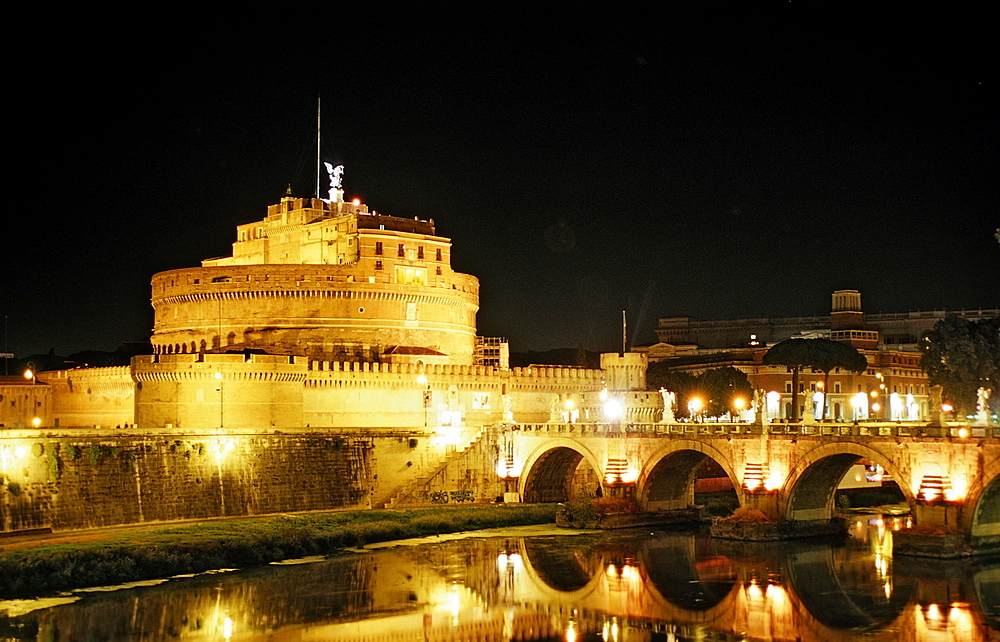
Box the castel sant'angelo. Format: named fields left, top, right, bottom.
left=35, top=166, right=652, bottom=439
left=0, top=166, right=653, bottom=530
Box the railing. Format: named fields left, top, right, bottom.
left=504, top=422, right=999, bottom=439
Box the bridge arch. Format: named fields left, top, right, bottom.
left=967, top=460, right=1000, bottom=538
left=780, top=442, right=912, bottom=522
left=519, top=439, right=603, bottom=503
left=638, top=440, right=739, bottom=512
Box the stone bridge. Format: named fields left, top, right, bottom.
left=494, top=421, right=1000, bottom=548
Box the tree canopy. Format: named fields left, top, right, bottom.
left=763, top=338, right=868, bottom=421
left=763, top=338, right=868, bottom=375
left=647, top=365, right=752, bottom=418
left=921, top=315, right=1000, bottom=415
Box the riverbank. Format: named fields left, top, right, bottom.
left=0, top=504, right=557, bottom=599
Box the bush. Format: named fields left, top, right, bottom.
left=718, top=507, right=771, bottom=523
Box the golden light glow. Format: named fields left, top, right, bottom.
left=764, top=467, right=785, bottom=492
left=565, top=620, right=577, bottom=642
left=733, top=397, right=746, bottom=410
left=958, top=427, right=969, bottom=438
left=31, top=417, right=41, bottom=427
left=23, top=369, right=33, bottom=380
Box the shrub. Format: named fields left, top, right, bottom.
left=718, top=507, right=771, bottom=523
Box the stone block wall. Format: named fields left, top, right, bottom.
left=0, top=431, right=374, bottom=533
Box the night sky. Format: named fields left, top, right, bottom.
left=6, top=2, right=998, bottom=359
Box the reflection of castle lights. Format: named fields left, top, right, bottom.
left=565, top=619, right=577, bottom=642
left=601, top=617, right=620, bottom=642
left=918, top=601, right=976, bottom=635
left=496, top=552, right=523, bottom=572
left=222, top=616, right=233, bottom=640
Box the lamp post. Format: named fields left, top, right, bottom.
left=732, top=396, right=746, bottom=422
left=214, top=371, right=223, bottom=429
left=417, top=373, right=430, bottom=428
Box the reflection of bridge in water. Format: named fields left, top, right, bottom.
left=12, top=528, right=997, bottom=640
left=498, top=422, right=1000, bottom=546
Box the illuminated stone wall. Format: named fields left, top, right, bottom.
left=0, top=431, right=376, bottom=532
left=37, top=367, right=134, bottom=428
left=151, top=195, right=479, bottom=365
left=132, top=354, right=307, bottom=430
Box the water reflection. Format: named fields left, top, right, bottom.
left=1, top=521, right=997, bottom=641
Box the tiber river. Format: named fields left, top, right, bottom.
left=1, top=517, right=997, bottom=641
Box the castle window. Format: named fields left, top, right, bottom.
left=418, top=246, right=424, bottom=259
left=398, top=243, right=405, bottom=257
left=436, top=266, right=442, bottom=276
left=375, top=260, right=383, bottom=271
left=436, top=248, right=442, bottom=261
left=375, top=242, right=382, bottom=255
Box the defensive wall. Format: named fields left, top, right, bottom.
left=38, top=367, right=135, bottom=428
left=0, top=427, right=455, bottom=533
left=131, top=353, right=612, bottom=431
left=150, top=265, right=480, bottom=363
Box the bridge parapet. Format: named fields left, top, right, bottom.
left=508, top=421, right=999, bottom=440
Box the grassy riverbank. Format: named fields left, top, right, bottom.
left=0, top=504, right=556, bottom=599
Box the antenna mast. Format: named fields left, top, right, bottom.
left=315, top=96, right=322, bottom=199
left=622, top=309, right=627, bottom=354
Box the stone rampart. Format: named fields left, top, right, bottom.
left=37, top=367, right=134, bottom=428
left=0, top=429, right=376, bottom=533
left=150, top=265, right=479, bottom=362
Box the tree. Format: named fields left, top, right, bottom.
left=921, top=315, right=1000, bottom=416
left=646, top=364, right=752, bottom=419
left=763, top=338, right=867, bottom=422
left=698, top=366, right=754, bottom=418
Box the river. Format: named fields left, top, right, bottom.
left=1, top=516, right=997, bottom=641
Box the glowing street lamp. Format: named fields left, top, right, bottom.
left=733, top=397, right=746, bottom=422
left=603, top=398, right=624, bottom=423
left=688, top=397, right=703, bottom=422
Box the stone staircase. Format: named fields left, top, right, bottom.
left=384, top=429, right=486, bottom=508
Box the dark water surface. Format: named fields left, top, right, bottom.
left=1, top=517, right=997, bottom=641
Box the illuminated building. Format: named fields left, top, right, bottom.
left=656, top=289, right=997, bottom=350
left=151, top=188, right=478, bottom=365
left=639, top=291, right=997, bottom=422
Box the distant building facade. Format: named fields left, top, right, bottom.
left=640, top=291, right=998, bottom=422
left=656, top=289, right=997, bottom=350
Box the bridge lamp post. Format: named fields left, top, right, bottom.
left=688, top=397, right=703, bottom=423
left=732, top=397, right=746, bottom=422
left=417, top=373, right=430, bottom=428
left=214, top=371, right=224, bottom=429
left=851, top=392, right=867, bottom=421
left=603, top=397, right=624, bottom=424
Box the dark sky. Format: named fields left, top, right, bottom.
left=6, top=1, right=998, bottom=358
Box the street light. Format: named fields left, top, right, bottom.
left=732, top=396, right=746, bottom=422
left=215, top=371, right=223, bottom=429
left=417, top=373, right=430, bottom=427
left=688, top=397, right=703, bottom=423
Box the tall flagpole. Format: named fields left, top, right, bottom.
left=622, top=309, right=627, bottom=354
left=316, top=96, right=322, bottom=199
